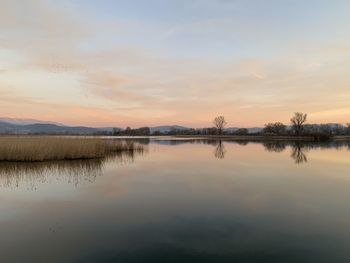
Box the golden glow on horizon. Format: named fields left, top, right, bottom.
left=0, top=0, right=350, bottom=127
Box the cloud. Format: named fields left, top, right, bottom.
left=81, top=70, right=156, bottom=107
left=0, top=0, right=91, bottom=77
left=1, top=0, right=350, bottom=127
left=0, top=0, right=89, bottom=47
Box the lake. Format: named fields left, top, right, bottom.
left=0, top=138, right=350, bottom=262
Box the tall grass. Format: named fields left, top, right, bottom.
left=0, top=136, right=144, bottom=162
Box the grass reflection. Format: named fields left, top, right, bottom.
left=0, top=146, right=146, bottom=189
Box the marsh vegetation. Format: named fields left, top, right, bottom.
left=0, top=136, right=144, bottom=162
left=0, top=147, right=145, bottom=189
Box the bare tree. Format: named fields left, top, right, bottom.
left=213, top=116, right=227, bottom=135
left=290, top=112, right=307, bottom=135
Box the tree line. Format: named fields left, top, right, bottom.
left=95, top=112, right=350, bottom=137
left=263, top=112, right=350, bottom=137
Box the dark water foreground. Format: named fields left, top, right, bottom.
left=0, top=138, right=350, bottom=262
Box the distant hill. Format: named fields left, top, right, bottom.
left=225, top=127, right=263, bottom=134
left=0, top=118, right=194, bottom=135
left=0, top=119, right=266, bottom=135
left=150, top=125, right=189, bottom=133
left=0, top=117, right=63, bottom=126
left=5, top=117, right=343, bottom=135
left=0, top=121, right=115, bottom=134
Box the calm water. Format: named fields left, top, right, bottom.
left=1, top=138, right=350, bottom=262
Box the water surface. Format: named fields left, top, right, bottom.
left=1, top=138, right=350, bottom=262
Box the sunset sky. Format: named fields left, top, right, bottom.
left=1, top=0, right=350, bottom=127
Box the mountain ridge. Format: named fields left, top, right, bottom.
left=0, top=119, right=263, bottom=134
left=0, top=117, right=63, bottom=126
left=1, top=117, right=344, bottom=135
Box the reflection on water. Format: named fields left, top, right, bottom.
left=263, top=141, right=287, bottom=152
left=1, top=139, right=348, bottom=189
left=0, top=147, right=146, bottom=189
left=214, top=141, right=226, bottom=159
left=262, top=140, right=350, bottom=152
left=263, top=140, right=350, bottom=164
left=0, top=159, right=103, bottom=189
left=152, top=138, right=350, bottom=163
left=1, top=138, right=350, bottom=262
left=290, top=143, right=308, bottom=164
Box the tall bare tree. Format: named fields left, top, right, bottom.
left=290, top=112, right=307, bottom=135
left=213, top=116, right=227, bottom=135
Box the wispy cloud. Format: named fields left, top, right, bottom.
left=0, top=0, right=350, bottom=127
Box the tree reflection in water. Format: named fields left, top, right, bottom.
left=262, top=140, right=350, bottom=164
left=263, top=141, right=287, bottom=153
left=0, top=146, right=146, bottom=189
left=263, top=141, right=308, bottom=164
left=214, top=140, right=226, bottom=159
left=290, top=143, right=308, bottom=164
left=153, top=138, right=350, bottom=162
left=2, top=138, right=348, bottom=188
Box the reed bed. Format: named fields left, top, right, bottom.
left=0, top=136, right=144, bottom=162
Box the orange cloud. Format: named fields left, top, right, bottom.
left=1, top=0, right=350, bottom=127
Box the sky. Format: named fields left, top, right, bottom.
left=0, top=0, right=350, bottom=128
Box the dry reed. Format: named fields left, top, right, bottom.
left=0, top=136, right=144, bottom=162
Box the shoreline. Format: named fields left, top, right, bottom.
left=172, top=135, right=350, bottom=141
left=1, top=134, right=350, bottom=141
